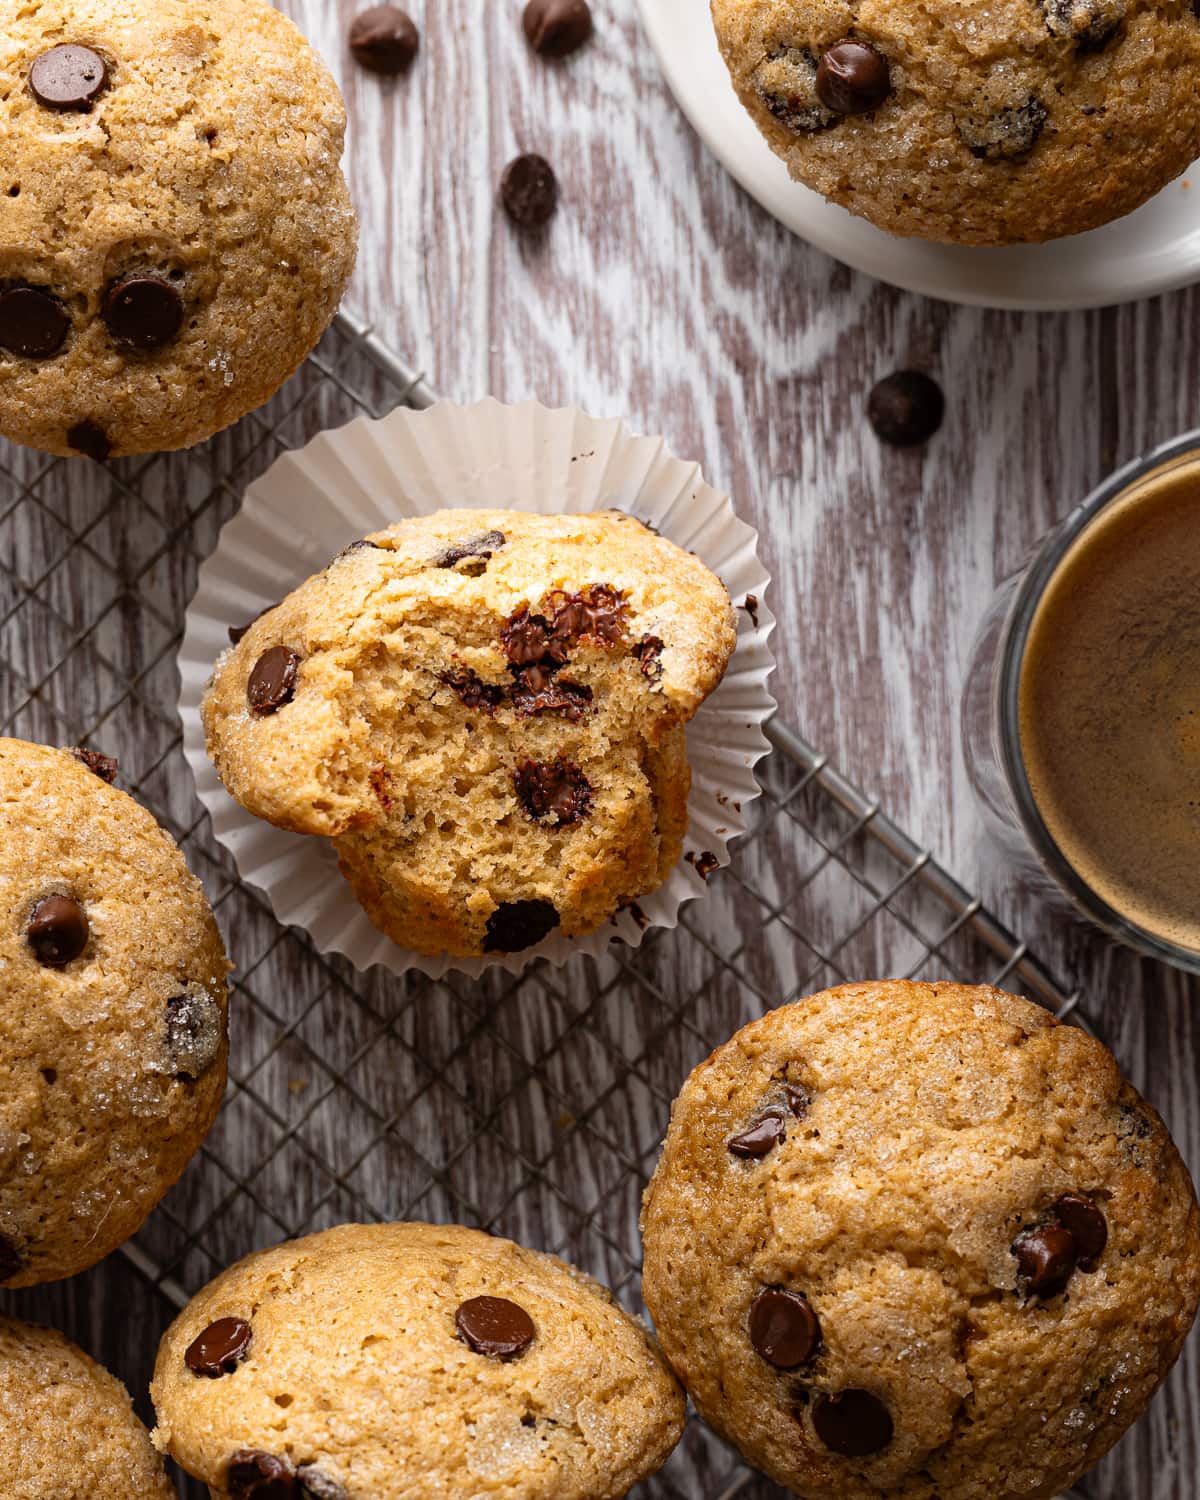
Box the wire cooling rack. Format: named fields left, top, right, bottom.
left=0, top=312, right=1092, bottom=1499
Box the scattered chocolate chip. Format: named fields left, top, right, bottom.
left=523, top=0, right=593, bottom=55
left=29, top=44, right=109, bottom=112
left=434, top=530, right=506, bottom=569
left=102, top=275, right=184, bottom=350
left=438, top=669, right=506, bottom=713
left=185, top=1317, right=253, bottom=1377
left=0, top=286, right=70, bottom=359
left=229, top=603, right=279, bottom=647
left=483, top=900, right=560, bottom=953
left=633, top=635, right=664, bottom=678
left=729, top=1112, right=786, bottom=1159
left=27, top=895, right=88, bottom=967
left=546, top=585, right=629, bottom=649
left=67, top=421, right=111, bottom=461
left=815, top=40, right=892, bottom=115
left=515, top=759, right=593, bottom=826
left=1052, top=1193, right=1108, bottom=1270
left=227, top=1451, right=298, bottom=1500
left=501, top=154, right=559, bottom=229
left=69, top=747, right=117, bottom=783
left=867, top=371, right=945, bottom=446
left=456, top=1295, right=536, bottom=1358
left=625, top=901, right=649, bottom=929
left=166, top=991, right=224, bottom=1081
left=750, top=1287, right=821, bottom=1369
left=812, top=1389, right=894, bottom=1456
left=297, top=1470, right=347, bottom=1500
left=741, top=595, right=760, bottom=628
left=786, top=1084, right=811, bottom=1119
left=1043, top=0, right=1124, bottom=50
left=349, top=5, right=420, bottom=73
left=686, top=850, right=720, bottom=881
left=502, top=610, right=561, bottom=667
left=509, top=669, right=592, bottom=720
left=1013, top=1222, right=1077, bottom=1297
left=0, top=1235, right=23, bottom=1283
left=248, top=646, right=300, bottom=716
left=754, top=47, right=837, bottom=134
left=959, top=97, right=1047, bottom=160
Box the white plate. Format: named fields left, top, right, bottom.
left=638, top=0, right=1200, bottom=310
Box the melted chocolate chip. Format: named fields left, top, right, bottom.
left=166, top=991, right=224, bottom=1081
left=103, top=275, right=184, bottom=350
left=812, top=1389, right=894, bottom=1456
left=297, top=1470, right=347, bottom=1500
left=0, top=1235, right=23, bottom=1283
left=29, top=45, right=109, bottom=112
left=501, top=154, right=559, bottom=228
left=437, top=669, right=506, bottom=713
left=786, top=1084, right=811, bottom=1119
left=27, top=895, right=88, bottom=967
left=69, top=747, right=117, bottom=783
left=248, top=646, right=300, bottom=715
left=0, top=286, right=69, bottom=359
left=1013, top=1222, right=1077, bottom=1297
left=750, top=1288, right=821, bottom=1369
left=502, top=610, right=562, bottom=667
left=434, top=530, right=506, bottom=569
left=229, top=603, right=279, bottom=647
left=728, top=1112, right=786, bottom=1159
left=515, top=759, right=593, bottom=826
left=508, top=670, right=592, bottom=720
left=1052, top=1193, right=1108, bottom=1270
left=185, top=1317, right=252, bottom=1377
left=546, top=585, right=629, bottom=649
left=349, top=5, right=420, bottom=74
left=227, top=1451, right=297, bottom=1500
left=67, top=421, right=111, bottom=461
left=868, top=372, right=945, bottom=446
left=815, top=40, right=892, bottom=115
left=483, top=900, right=560, bottom=953
left=456, top=1295, right=536, bottom=1358
left=523, top=0, right=594, bottom=55
left=633, top=635, right=664, bottom=678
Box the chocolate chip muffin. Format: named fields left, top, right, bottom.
left=640, top=980, right=1200, bottom=1500
left=0, top=0, right=356, bottom=458
left=201, top=509, right=737, bottom=958
left=712, top=0, right=1200, bottom=243
left=151, top=1221, right=687, bottom=1499
left=1, top=1316, right=178, bottom=1499
left=0, top=738, right=230, bottom=1287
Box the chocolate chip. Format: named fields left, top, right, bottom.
left=1013, top=1222, right=1077, bottom=1297
left=501, top=154, right=559, bottom=229
left=786, top=1084, right=811, bottom=1119
left=229, top=604, right=279, bottom=647
left=1052, top=1193, right=1107, bottom=1270
left=456, top=1295, right=536, bottom=1358
left=69, top=747, right=117, bottom=783
left=27, top=895, right=88, bottom=967
left=349, top=5, right=419, bottom=74
left=742, top=594, right=760, bottom=627
left=185, top=1317, right=252, bottom=1377
left=547, top=585, right=629, bottom=649
left=0, top=286, right=69, bottom=359
left=867, top=371, right=945, bottom=446
left=434, top=530, right=506, bottom=569
left=686, top=850, right=720, bottom=880
left=438, top=669, right=506, bottom=713
left=815, top=40, right=892, bottom=115
left=483, top=900, right=560, bottom=953
left=0, top=1235, right=23, bottom=1283
left=166, top=991, right=224, bottom=1081
left=1043, top=0, right=1124, bottom=49
left=728, top=1112, right=786, bottom=1159
left=67, top=421, right=111, bottom=461
left=29, top=45, right=109, bottom=112
left=812, top=1389, right=894, bottom=1456
left=960, top=97, right=1047, bottom=160
left=502, top=613, right=560, bottom=667
left=633, top=635, right=664, bottom=678
left=508, top=669, right=592, bottom=720
left=103, top=275, right=184, bottom=350
left=749, top=1287, right=821, bottom=1369
left=297, top=1470, right=347, bottom=1500
left=515, top=759, right=592, bottom=826
left=227, top=1451, right=298, bottom=1500
left=523, top=0, right=593, bottom=55
left=754, top=47, right=836, bottom=134
left=248, top=646, right=300, bottom=715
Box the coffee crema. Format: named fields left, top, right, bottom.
left=1019, top=454, right=1200, bottom=955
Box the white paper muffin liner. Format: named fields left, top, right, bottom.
left=180, top=399, right=776, bottom=978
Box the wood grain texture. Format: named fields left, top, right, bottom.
left=0, top=0, right=1196, bottom=1496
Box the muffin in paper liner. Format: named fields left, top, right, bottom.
left=179, top=399, right=776, bottom=978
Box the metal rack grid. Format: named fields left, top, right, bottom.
left=0, top=313, right=1091, bottom=1499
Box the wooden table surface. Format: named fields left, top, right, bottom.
left=4, top=1, right=1198, bottom=1496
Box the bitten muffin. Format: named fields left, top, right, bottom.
left=640, top=980, right=1200, bottom=1500
left=712, top=0, right=1200, bottom=244
left=201, top=509, right=737, bottom=957
left=1, top=1316, right=177, bottom=1499
left=0, top=738, right=230, bottom=1287
left=151, top=1220, right=687, bottom=1499
left=0, top=0, right=357, bottom=458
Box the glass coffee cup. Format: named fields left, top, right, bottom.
left=962, top=429, right=1200, bottom=974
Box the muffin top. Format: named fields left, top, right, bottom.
left=640, top=980, right=1200, bottom=1500
left=151, top=1220, right=687, bottom=1500
left=0, top=1317, right=177, bottom=1500
left=0, top=738, right=230, bottom=1286
left=0, top=0, right=356, bottom=457
left=712, top=0, right=1200, bottom=244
